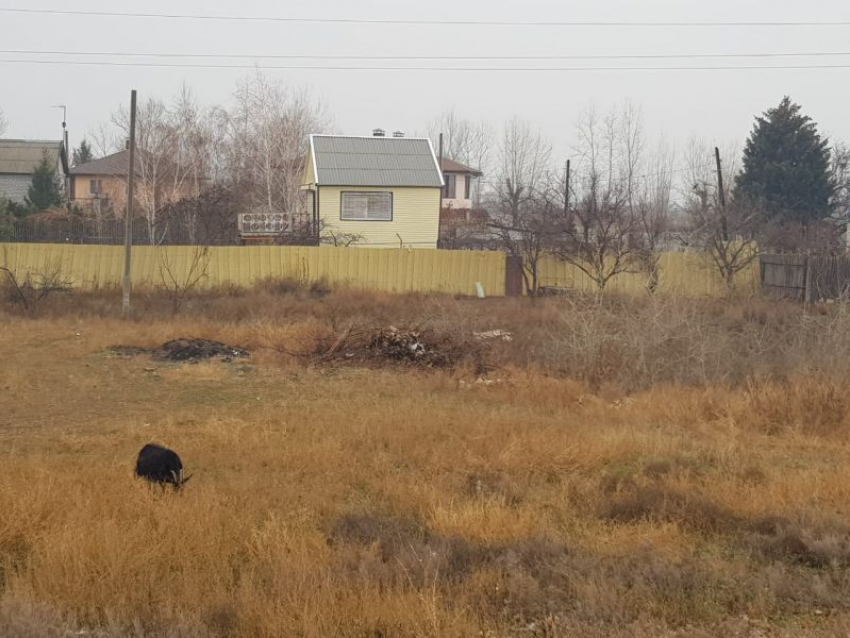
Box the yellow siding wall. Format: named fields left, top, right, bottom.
left=0, top=243, right=506, bottom=297
left=318, top=186, right=441, bottom=249
left=535, top=252, right=761, bottom=297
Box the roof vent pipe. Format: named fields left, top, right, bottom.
left=372, top=128, right=386, bottom=137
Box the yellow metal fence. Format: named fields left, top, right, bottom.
left=0, top=243, right=760, bottom=299
left=0, top=244, right=507, bottom=297
left=536, top=252, right=761, bottom=297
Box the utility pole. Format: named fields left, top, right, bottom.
left=52, top=104, right=68, bottom=198
left=437, top=133, right=444, bottom=245
left=564, top=159, right=571, bottom=215
left=122, top=90, right=137, bottom=317
left=715, top=147, right=729, bottom=242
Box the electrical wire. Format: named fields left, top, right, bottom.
left=2, top=48, right=850, bottom=61
left=2, top=59, right=850, bottom=72
left=2, top=7, right=850, bottom=27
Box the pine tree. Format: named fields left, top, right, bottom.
left=734, top=97, right=835, bottom=224
left=25, top=151, right=63, bottom=212
left=72, top=139, right=94, bottom=167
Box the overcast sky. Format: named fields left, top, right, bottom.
left=1, top=0, right=849, bottom=166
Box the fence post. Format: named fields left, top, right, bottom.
left=505, top=255, right=523, bottom=297
left=804, top=255, right=814, bottom=304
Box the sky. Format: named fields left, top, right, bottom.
left=1, top=0, right=849, bottom=168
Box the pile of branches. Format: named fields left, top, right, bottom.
left=289, top=325, right=488, bottom=373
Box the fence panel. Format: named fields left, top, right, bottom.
left=808, top=256, right=850, bottom=302
left=760, top=254, right=808, bottom=301
left=0, top=243, right=506, bottom=297
left=535, top=252, right=760, bottom=298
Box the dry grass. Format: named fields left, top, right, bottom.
left=3, top=285, right=850, bottom=636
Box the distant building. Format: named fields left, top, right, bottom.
left=302, top=133, right=444, bottom=249
left=0, top=139, right=68, bottom=204
left=69, top=149, right=131, bottom=215
left=440, top=158, right=483, bottom=210
left=70, top=149, right=199, bottom=216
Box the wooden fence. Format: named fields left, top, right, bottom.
left=761, top=254, right=850, bottom=302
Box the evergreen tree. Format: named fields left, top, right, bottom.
left=734, top=97, right=835, bottom=224
left=72, top=139, right=94, bottom=167
left=25, top=151, right=63, bottom=212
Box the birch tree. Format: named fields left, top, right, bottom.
left=227, top=73, right=329, bottom=233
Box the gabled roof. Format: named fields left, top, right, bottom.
left=70, top=149, right=130, bottom=176
left=309, top=135, right=444, bottom=188
left=440, top=157, right=483, bottom=176
left=0, top=139, right=68, bottom=175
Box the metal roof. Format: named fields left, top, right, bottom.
left=310, top=135, right=444, bottom=187
left=0, top=139, right=67, bottom=175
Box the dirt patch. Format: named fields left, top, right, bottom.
left=106, top=339, right=249, bottom=364
left=105, top=346, right=152, bottom=358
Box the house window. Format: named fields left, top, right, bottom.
left=464, top=175, right=472, bottom=200
left=444, top=174, right=457, bottom=199
left=89, top=179, right=102, bottom=195
left=340, top=192, right=393, bottom=221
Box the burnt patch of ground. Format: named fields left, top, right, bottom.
left=105, top=338, right=249, bottom=364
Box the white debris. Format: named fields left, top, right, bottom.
left=474, top=329, right=514, bottom=342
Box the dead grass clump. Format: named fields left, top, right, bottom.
left=257, top=276, right=331, bottom=299
left=328, top=512, right=486, bottom=588
left=738, top=379, right=850, bottom=437
left=748, top=516, right=850, bottom=569
left=602, top=487, right=742, bottom=534
left=464, top=472, right=523, bottom=506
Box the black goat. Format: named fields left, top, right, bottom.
left=135, top=444, right=192, bottom=490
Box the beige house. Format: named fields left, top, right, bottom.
left=302, top=134, right=444, bottom=249
left=440, top=158, right=482, bottom=210
left=69, top=150, right=131, bottom=215
left=70, top=149, right=197, bottom=216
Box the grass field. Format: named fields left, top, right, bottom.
left=3, top=285, right=850, bottom=637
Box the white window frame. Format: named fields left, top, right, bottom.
left=340, top=191, right=394, bottom=222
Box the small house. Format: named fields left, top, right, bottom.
left=440, top=157, right=483, bottom=210
left=302, top=133, right=444, bottom=249
left=69, top=149, right=131, bottom=215
left=0, top=139, right=68, bottom=204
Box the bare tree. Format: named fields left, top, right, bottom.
left=428, top=109, right=493, bottom=204
left=551, top=105, right=642, bottom=292
left=633, top=139, right=676, bottom=291
left=113, top=88, right=207, bottom=244
left=682, top=139, right=760, bottom=291
left=832, top=140, right=850, bottom=220
left=487, top=118, right=554, bottom=296
left=227, top=73, right=330, bottom=234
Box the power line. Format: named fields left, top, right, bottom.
left=2, top=59, right=850, bottom=72
left=2, top=7, right=850, bottom=27
left=4, top=48, right=850, bottom=61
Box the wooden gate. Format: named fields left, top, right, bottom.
left=760, top=254, right=808, bottom=301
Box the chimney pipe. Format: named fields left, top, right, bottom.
left=372, top=128, right=385, bottom=137
left=393, top=131, right=405, bottom=138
